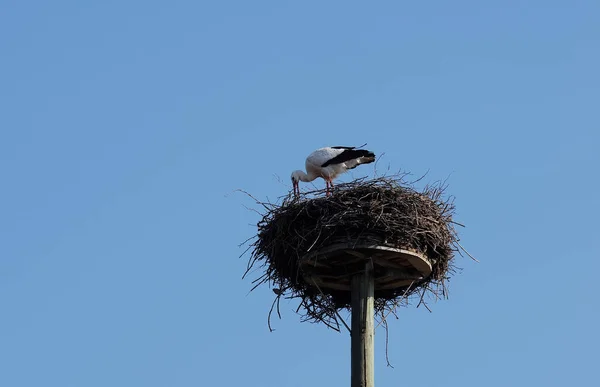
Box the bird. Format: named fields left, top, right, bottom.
left=291, top=145, right=376, bottom=197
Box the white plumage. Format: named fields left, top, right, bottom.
left=291, top=146, right=376, bottom=197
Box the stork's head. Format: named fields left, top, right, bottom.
left=291, top=170, right=303, bottom=197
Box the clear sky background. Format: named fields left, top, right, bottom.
left=1, top=1, right=599, bottom=386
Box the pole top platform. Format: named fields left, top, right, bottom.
left=300, top=240, right=432, bottom=292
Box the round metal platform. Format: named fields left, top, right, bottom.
left=299, top=241, right=432, bottom=292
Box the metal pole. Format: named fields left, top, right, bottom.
left=351, top=262, right=375, bottom=387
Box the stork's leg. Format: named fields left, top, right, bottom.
left=326, top=180, right=330, bottom=196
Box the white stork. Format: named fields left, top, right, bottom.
left=291, top=146, right=376, bottom=197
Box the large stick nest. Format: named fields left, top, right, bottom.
left=241, top=174, right=472, bottom=332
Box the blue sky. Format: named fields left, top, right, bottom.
left=1, top=1, right=598, bottom=386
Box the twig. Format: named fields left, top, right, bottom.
left=375, top=281, right=415, bottom=329
left=456, top=241, right=479, bottom=262
left=382, top=317, right=394, bottom=368
left=310, top=278, right=352, bottom=334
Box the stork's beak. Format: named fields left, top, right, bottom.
left=293, top=181, right=299, bottom=197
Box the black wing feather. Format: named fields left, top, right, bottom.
left=321, top=149, right=375, bottom=167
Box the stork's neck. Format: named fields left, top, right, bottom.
left=295, top=170, right=318, bottom=182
